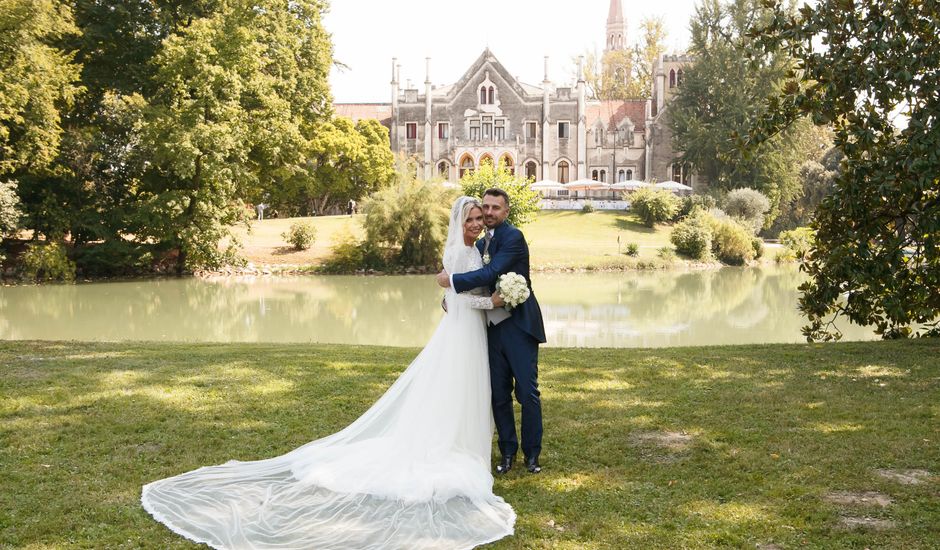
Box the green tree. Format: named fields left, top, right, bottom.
left=579, top=16, right=666, bottom=100
left=292, top=116, right=394, bottom=215
left=0, top=0, right=82, bottom=176
left=0, top=179, right=19, bottom=235
left=0, top=179, right=21, bottom=262
left=138, top=0, right=333, bottom=273
left=0, top=0, right=82, bottom=242
left=361, top=158, right=456, bottom=268
left=669, top=0, right=824, bottom=228
left=752, top=0, right=940, bottom=340
left=629, top=16, right=668, bottom=99
left=459, top=160, right=540, bottom=227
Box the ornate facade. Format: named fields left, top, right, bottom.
left=335, top=0, right=696, bottom=187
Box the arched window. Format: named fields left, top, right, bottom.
left=499, top=154, right=514, bottom=175
left=595, top=129, right=604, bottom=146
left=558, top=161, right=570, bottom=184
left=479, top=154, right=494, bottom=168
left=592, top=169, right=599, bottom=181
left=488, top=86, right=495, bottom=104
left=669, top=69, right=676, bottom=88
left=437, top=161, right=449, bottom=179
left=676, top=69, right=684, bottom=87
left=600, top=170, right=607, bottom=183
left=480, top=86, right=487, bottom=104
left=525, top=161, right=537, bottom=180
left=459, top=155, right=475, bottom=179
left=626, top=169, right=633, bottom=180
left=618, top=169, right=625, bottom=182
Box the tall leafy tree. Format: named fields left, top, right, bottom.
left=0, top=0, right=82, bottom=176
left=580, top=16, right=667, bottom=100
left=290, top=116, right=394, bottom=216
left=140, top=0, right=334, bottom=273
left=752, top=0, right=940, bottom=339
left=629, top=16, right=668, bottom=99
left=669, top=0, right=824, bottom=228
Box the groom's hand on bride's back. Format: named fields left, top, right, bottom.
left=436, top=270, right=451, bottom=288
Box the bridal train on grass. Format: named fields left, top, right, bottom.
left=142, top=197, right=514, bottom=549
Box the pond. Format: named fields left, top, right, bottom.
left=0, top=265, right=877, bottom=348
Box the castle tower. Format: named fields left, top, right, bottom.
left=605, top=0, right=627, bottom=52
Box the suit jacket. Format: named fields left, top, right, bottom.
left=453, top=221, right=546, bottom=344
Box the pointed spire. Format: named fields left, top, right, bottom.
left=605, top=0, right=628, bottom=52
left=607, top=0, right=624, bottom=24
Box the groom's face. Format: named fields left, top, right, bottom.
left=482, top=195, right=509, bottom=229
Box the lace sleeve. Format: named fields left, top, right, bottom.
left=457, top=291, right=494, bottom=310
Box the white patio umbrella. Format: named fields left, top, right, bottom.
left=654, top=180, right=693, bottom=191
left=609, top=180, right=650, bottom=191
left=530, top=179, right=564, bottom=190
left=562, top=178, right=610, bottom=191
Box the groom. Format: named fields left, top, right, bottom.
left=437, top=188, right=546, bottom=474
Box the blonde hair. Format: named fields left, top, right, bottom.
left=460, top=198, right=483, bottom=224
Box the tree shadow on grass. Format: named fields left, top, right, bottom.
left=614, top=214, right=658, bottom=234
left=1, top=340, right=938, bottom=548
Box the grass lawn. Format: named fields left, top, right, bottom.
left=2, top=340, right=938, bottom=548
left=233, top=210, right=674, bottom=270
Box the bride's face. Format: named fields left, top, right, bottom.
left=463, top=206, right=484, bottom=242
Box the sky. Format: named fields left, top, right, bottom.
left=324, top=0, right=701, bottom=103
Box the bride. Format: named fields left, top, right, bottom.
left=142, top=196, right=515, bottom=549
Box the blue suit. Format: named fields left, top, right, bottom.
left=453, top=221, right=545, bottom=459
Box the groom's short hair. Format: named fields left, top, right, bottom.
left=483, top=188, right=510, bottom=208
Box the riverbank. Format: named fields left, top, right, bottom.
left=2, top=340, right=937, bottom=548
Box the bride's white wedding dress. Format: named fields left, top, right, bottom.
left=141, top=197, right=515, bottom=549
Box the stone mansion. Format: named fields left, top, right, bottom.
left=335, top=0, right=696, bottom=188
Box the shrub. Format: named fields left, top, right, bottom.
left=321, top=229, right=388, bottom=273
left=657, top=246, right=677, bottom=262
left=282, top=222, right=317, bottom=250
left=779, top=227, right=816, bottom=258
left=73, top=241, right=154, bottom=277
left=625, top=242, right=640, bottom=257
left=20, top=242, right=75, bottom=282
left=363, top=169, right=456, bottom=268
left=460, top=159, right=540, bottom=227
left=670, top=211, right=713, bottom=260
left=775, top=247, right=798, bottom=263
left=581, top=201, right=595, bottom=213
left=630, top=187, right=681, bottom=227
left=723, top=188, right=771, bottom=234
left=679, top=194, right=717, bottom=219
left=752, top=237, right=765, bottom=259
left=710, top=218, right=756, bottom=265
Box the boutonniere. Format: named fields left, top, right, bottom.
left=483, top=253, right=491, bottom=265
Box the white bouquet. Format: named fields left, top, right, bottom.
left=496, top=272, right=530, bottom=310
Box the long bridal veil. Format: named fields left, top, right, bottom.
left=141, top=196, right=515, bottom=549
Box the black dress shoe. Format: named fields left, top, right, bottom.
left=495, top=454, right=515, bottom=475
left=524, top=456, right=541, bottom=474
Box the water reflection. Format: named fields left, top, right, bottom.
left=0, top=266, right=877, bottom=347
